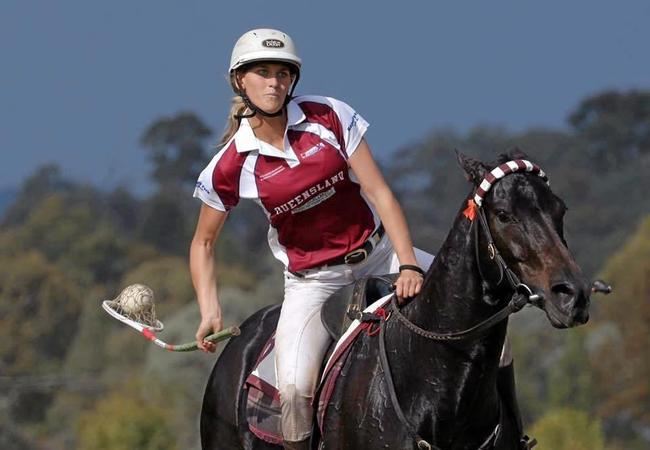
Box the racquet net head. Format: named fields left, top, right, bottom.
left=104, top=284, right=164, bottom=331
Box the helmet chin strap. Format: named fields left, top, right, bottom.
left=236, top=92, right=285, bottom=118
left=234, top=71, right=300, bottom=120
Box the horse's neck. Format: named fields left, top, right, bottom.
left=416, top=210, right=489, bottom=328
left=409, top=208, right=507, bottom=399
left=402, top=210, right=507, bottom=434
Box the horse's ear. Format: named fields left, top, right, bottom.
left=456, top=150, right=489, bottom=185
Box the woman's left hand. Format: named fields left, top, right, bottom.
left=394, top=269, right=424, bottom=304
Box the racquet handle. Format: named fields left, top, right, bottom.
left=169, top=326, right=241, bottom=352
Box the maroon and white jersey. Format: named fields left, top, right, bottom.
left=193, top=95, right=379, bottom=272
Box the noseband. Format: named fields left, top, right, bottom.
left=376, top=160, right=548, bottom=450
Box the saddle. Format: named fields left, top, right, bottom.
left=320, top=273, right=398, bottom=340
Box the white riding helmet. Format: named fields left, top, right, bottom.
left=229, top=28, right=302, bottom=73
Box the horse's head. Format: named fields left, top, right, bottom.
left=457, top=150, right=590, bottom=328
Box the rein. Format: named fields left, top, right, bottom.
left=375, top=159, right=546, bottom=449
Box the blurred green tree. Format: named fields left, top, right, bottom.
left=64, top=225, right=130, bottom=284
left=0, top=250, right=83, bottom=376
left=140, top=112, right=212, bottom=191
left=588, top=215, right=650, bottom=437
left=569, top=90, right=650, bottom=169
left=105, top=186, right=142, bottom=236
left=77, top=384, right=178, bottom=450
left=137, top=191, right=194, bottom=255
left=529, top=408, right=605, bottom=450
left=0, top=165, right=74, bottom=228
left=10, top=194, right=96, bottom=262
left=0, top=248, right=85, bottom=431
left=547, top=331, right=595, bottom=412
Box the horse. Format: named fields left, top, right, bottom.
left=200, top=150, right=591, bottom=449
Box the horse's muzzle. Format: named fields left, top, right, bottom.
left=548, top=280, right=590, bottom=326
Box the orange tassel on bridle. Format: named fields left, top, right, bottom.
left=463, top=199, right=478, bottom=221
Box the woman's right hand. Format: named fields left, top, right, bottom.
left=196, top=314, right=223, bottom=353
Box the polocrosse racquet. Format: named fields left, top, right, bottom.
left=102, top=284, right=240, bottom=352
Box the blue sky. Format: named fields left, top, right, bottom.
left=1, top=0, right=648, bottom=194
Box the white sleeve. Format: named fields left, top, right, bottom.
left=329, top=97, right=369, bottom=158
left=192, top=150, right=229, bottom=212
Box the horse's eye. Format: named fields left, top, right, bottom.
left=496, top=210, right=511, bottom=223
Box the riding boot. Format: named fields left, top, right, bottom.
left=497, top=362, right=536, bottom=449
left=283, top=438, right=310, bottom=450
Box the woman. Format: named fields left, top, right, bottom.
left=191, top=28, right=433, bottom=449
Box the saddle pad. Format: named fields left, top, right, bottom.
left=244, top=333, right=283, bottom=445
left=317, top=294, right=392, bottom=433
left=244, top=294, right=393, bottom=444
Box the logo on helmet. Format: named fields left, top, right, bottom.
left=262, top=39, right=285, bottom=48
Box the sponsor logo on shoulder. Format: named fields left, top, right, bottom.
left=195, top=181, right=210, bottom=194
left=347, top=112, right=359, bottom=132
left=263, top=39, right=284, bottom=48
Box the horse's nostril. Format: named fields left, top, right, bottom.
left=551, top=282, right=575, bottom=297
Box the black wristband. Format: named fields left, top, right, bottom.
left=399, top=264, right=425, bottom=276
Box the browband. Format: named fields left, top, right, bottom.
left=473, top=159, right=549, bottom=207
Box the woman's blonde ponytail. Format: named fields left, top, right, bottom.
left=218, top=95, right=249, bottom=147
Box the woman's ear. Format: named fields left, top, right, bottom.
left=234, top=71, right=245, bottom=91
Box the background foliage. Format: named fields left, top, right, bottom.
left=0, top=90, right=648, bottom=449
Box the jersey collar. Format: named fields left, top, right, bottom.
left=234, top=99, right=306, bottom=160
left=287, top=98, right=306, bottom=126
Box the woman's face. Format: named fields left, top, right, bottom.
left=237, top=62, right=294, bottom=115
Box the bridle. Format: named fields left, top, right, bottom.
left=472, top=159, right=549, bottom=304
left=390, top=159, right=549, bottom=342
left=376, top=159, right=548, bottom=449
